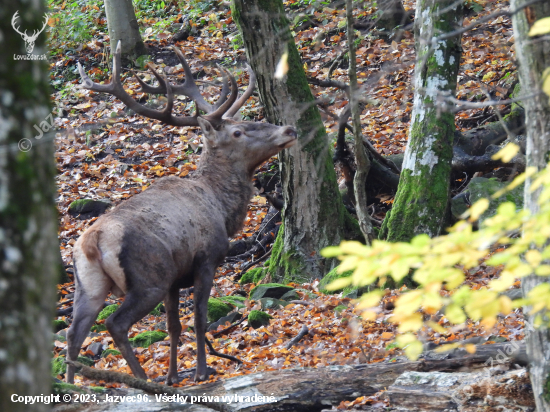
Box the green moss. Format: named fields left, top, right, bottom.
left=543, top=372, right=550, bottom=403
left=319, top=268, right=352, bottom=294
left=52, top=356, right=66, bottom=376
left=150, top=303, right=164, bottom=316
left=53, top=319, right=68, bottom=332
left=52, top=356, right=93, bottom=376
left=219, top=295, right=246, bottom=308
left=97, top=304, right=119, bottom=321
left=91, top=324, right=107, bottom=333
left=207, top=298, right=233, bottom=323
left=240, top=267, right=265, bottom=284
left=268, top=224, right=310, bottom=284
left=52, top=382, right=84, bottom=395
left=89, top=386, right=107, bottom=393
left=129, top=330, right=168, bottom=348
left=263, top=259, right=271, bottom=267
left=248, top=310, right=272, bottom=329
left=101, top=349, right=121, bottom=358
left=334, top=305, right=347, bottom=313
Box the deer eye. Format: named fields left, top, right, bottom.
left=233, top=130, right=242, bottom=138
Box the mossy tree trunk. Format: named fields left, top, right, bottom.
left=231, top=0, right=360, bottom=283
left=0, top=1, right=59, bottom=411
left=380, top=0, right=463, bottom=242
left=511, top=1, right=550, bottom=410
left=105, top=0, right=148, bottom=60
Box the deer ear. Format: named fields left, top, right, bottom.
left=197, top=117, right=218, bottom=147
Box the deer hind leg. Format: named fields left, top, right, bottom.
left=105, top=287, right=167, bottom=380
left=66, top=261, right=113, bottom=384
left=165, top=285, right=182, bottom=385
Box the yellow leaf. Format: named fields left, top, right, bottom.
left=404, top=340, right=423, bottom=360
left=426, top=321, right=447, bottom=334
left=464, top=343, right=477, bottom=354
left=274, top=52, right=289, bottom=79
left=468, top=198, right=489, bottom=221
left=397, top=313, right=423, bottom=332
left=446, top=303, right=466, bottom=324
left=528, top=17, right=550, bottom=36
left=535, top=265, right=550, bottom=276
left=525, top=249, right=542, bottom=267
left=434, top=342, right=461, bottom=353
left=543, top=67, right=550, bottom=98
left=491, top=143, right=519, bottom=163
left=321, top=246, right=342, bottom=258
left=340, top=240, right=368, bottom=255
left=325, top=276, right=352, bottom=291
left=499, top=295, right=513, bottom=315
left=356, top=290, right=383, bottom=309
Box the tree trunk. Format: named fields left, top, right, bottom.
left=231, top=0, right=360, bottom=282
left=380, top=0, right=464, bottom=242
left=104, top=0, right=148, bottom=60
left=511, top=1, right=550, bottom=410
left=0, top=2, right=59, bottom=412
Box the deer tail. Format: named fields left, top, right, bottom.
left=81, top=228, right=102, bottom=262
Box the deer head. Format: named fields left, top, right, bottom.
left=12, top=11, right=48, bottom=54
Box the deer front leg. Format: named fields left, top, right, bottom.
left=165, top=286, right=182, bottom=385
left=193, top=261, right=216, bottom=382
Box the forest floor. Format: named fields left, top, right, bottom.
left=49, top=0, right=525, bottom=402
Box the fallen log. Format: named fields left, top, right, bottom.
left=62, top=341, right=527, bottom=412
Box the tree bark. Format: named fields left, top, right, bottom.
left=0, top=2, right=59, bottom=411
left=511, top=1, right=550, bottom=410
left=380, top=0, right=464, bottom=242
left=104, top=0, right=148, bottom=61
left=231, top=0, right=360, bottom=282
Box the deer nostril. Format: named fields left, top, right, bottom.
left=285, top=128, right=297, bottom=138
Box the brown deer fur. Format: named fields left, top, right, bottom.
left=66, top=44, right=297, bottom=385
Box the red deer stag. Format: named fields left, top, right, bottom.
left=66, top=41, right=297, bottom=384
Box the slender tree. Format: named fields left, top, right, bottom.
left=511, top=1, right=550, bottom=410
left=380, top=0, right=464, bottom=242
left=231, top=0, right=360, bottom=282
left=0, top=1, right=58, bottom=411
left=104, top=0, right=147, bottom=60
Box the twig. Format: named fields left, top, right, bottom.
left=211, top=315, right=248, bottom=337
left=284, top=325, right=310, bottom=350
left=328, top=49, right=348, bottom=80
left=434, top=0, right=546, bottom=42
left=205, top=337, right=243, bottom=364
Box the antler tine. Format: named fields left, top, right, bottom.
left=223, top=64, right=256, bottom=119
left=202, top=67, right=238, bottom=125
left=212, top=67, right=230, bottom=110
left=78, top=41, right=199, bottom=127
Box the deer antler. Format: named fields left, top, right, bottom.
left=29, top=14, right=49, bottom=41
left=11, top=11, right=26, bottom=38
left=77, top=41, right=248, bottom=127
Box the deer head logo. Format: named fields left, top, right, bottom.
left=12, top=11, right=49, bottom=54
